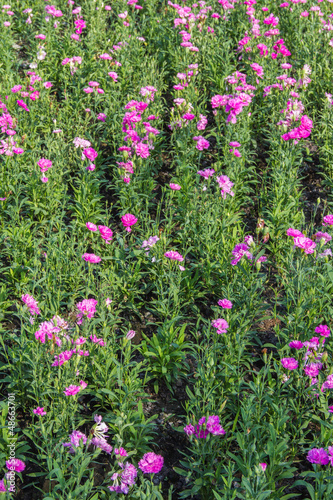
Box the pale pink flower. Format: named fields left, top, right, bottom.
left=170, top=183, right=181, bottom=190
left=86, top=222, right=98, bottom=231
left=211, top=318, right=229, bottom=334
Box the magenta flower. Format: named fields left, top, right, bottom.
left=197, top=168, right=215, bottom=178
left=218, top=299, right=233, bottom=309
left=211, top=318, right=229, bottom=334
left=328, top=406, right=333, bottom=413
left=164, top=251, right=184, bottom=262
left=259, top=463, right=267, bottom=472
left=184, top=424, right=195, bottom=436
left=304, top=363, right=320, bottom=377
left=33, top=407, right=46, bottom=416
left=97, top=113, right=106, bottom=122
left=206, top=415, right=225, bottom=435
left=216, top=175, right=234, bottom=199
left=63, top=430, right=87, bottom=453
left=6, top=459, right=25, bottom=473
left=21, top=294, right=40, bottom=315
left=82, top=147, right=98, bottom=161
left=314, top=325, right=330, bottom=338
left=86, top=222, right=98, bottom=231
left=82, top=253, right=101, bottom=263
left=322, top=214, right=333, bottom=226
left=182, top=113, right=195, bottom=120
left=307, top=448, right=329, bottom=465
left=115, top=447, right=128, bottom=457
left=77, top=299, right=97, bottom=321
left=289, top=340, right=304, bottom=350
left=281, top=357, right=298, bottom=370
left=286, top=228, right=304, bottom=237
left=121, top=213, right=138, bottom=232
left=64, top=381, right=87, bottom=396
left=37, top=158, right=52, bottom=173
left=169, top=183, right=181, bottom=190
left=0, top=479, right=6, bottom=492
left=193, top=135, right=210, bottom=150
left=138, top=452, right=164, bottom=474
left=231, top=243, right=253, bottom=266
left=98, top=225, right=113, bottom=243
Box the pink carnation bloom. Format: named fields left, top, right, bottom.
left=138, top=453, right=164, bottom=474
left=121, top=213, right=138, bottom=232
left=82, top=253, right=101, bottom=263
left=22, top=294, right=40, bottom=315
left=289, top=340, right=304, bottom=349
left=126, top=330, right=136, bottom=340
left=197, top=168, right=215, bottom=178
left=164, top=251, right=184, bottom=262
left=211, top=318, right=229, bottom=334
left=293, top=236, right=316, bottom=254
left=86, top=222, right=98, bottom=231
left=6, top=459, right=26, bottom=473
left=170, top=183, right=181, bottom=190
left=259, top=463, right=267, bottom=472
left=98, top=225, right=113, bottom=243
left=218, top=299, right=232, bottom=309
left=97, top=113, right=106, bottom=122
left=33, top=407, right=46, bottom=415
left=315, top=232, right=331, bottom=244
left=286, top=228, right=304, bottom=237
left=184, top=424, right=195, bottom=436
left=315, top=324, right=330, bottom=337
left=281, top=357, right=298, bottom=370
left=307, top=448, right=329, bottom=465
left=38, top=158, right=52, bottom=172
left=323, top=214, right=333, bottom=226
left=83, top=147, right=98, bottom=161
left=0, top=479, right=6, bottom=492
left=193, top=135, right=210, bottom=150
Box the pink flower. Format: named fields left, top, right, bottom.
left=211, top=318, right=229, bottom=334
left=314, top=232, right=331, bottom=244
left=22, top=294, right=40, bottom=315
left=41, top=176, right=48, bottom=183
left=293, top=236, right=316, bottom=254
left=63, top=430, right=87, bottom=453
left=307, top=448, right=329, bottom=465
left=37, top=158, right=52, bottom=172
left=218, top=299, right=233, bottom=309
left=77, top=299, right=98, bottom=321
left=289, top=340, right=304, bottom=349
left=83, top=148, right=98, bottom=161
left=169, top=183, right=181, bottom=190
left=328, top=406, right=333, bottom=413
left=281, top=357, right=298, bottom=370
left=315, top=324, right=330, bottom=338
left=6, top=459, right=25, bottom=473
left=121, top=213, right=138, bottom=232
left=63, top=382, right=86, bottom=396
left=164, top=251, right=184, bottom=262
left=193, top=135, right=210, bottom=150
left=287, top=228, right=304, bottom=237
left=11, top=85, right=22, bottom=93
left=0, top=479, right=6, bottom=492
left=184, top=424, right=195, bottom=436
left=82, top=253, right=101, bottom=263
left=259, top=463, right=267, bottom=472
left=33, top=407, right=46, bottom=415
left=98, top=225, right=113, bottom=243
left=97, top=113, right=106, bottom=122
left=108, top=71, right=118, bottom=82
left=114, top=447, right=128, bottom=457
left=304, top=363, right=320, bottom=377
left=216, top=175, right=234, bottom=198
left=231, top=243, right=252, bottom=266
left=138, top=452, right=164, bottom=474
left=126, top=330, right=136, bottom=340
left=86, top=222, right=98, bottom=231
left=197, top=114, right=208, bottom=131
left=183, top=113, right=195, bottom=121
left=135, top=142, right=150, bottom=158
left=197, top=168, right=215, bottom=178
left=323, top=214, right=333, bottom=226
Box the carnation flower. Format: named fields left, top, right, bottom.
left=6, top=459, right=25, bottom=473
left=314, top=325, right=330, bottom=338
left=164, top=251, right=184, bottom=262
left=121, top=213, right=138, bottom=232
left=81, top=253, right=101, bottom=263
left=211, top=318, right=229, bottom=334
left=218, top=299, right=233, bottom=309
left=33, top=407, right=46, bottom=415
left=289, top=340, right=304, bottom=349
left=307, top=448, right=329, bottom=465
left=169, top=183, right=181, bottom=190
left=138, top=452, right=164, bottom=474
left=281, top=357, right=298, bottom=370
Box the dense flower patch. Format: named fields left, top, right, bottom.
left=1, top=0, right=333, bottom=498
